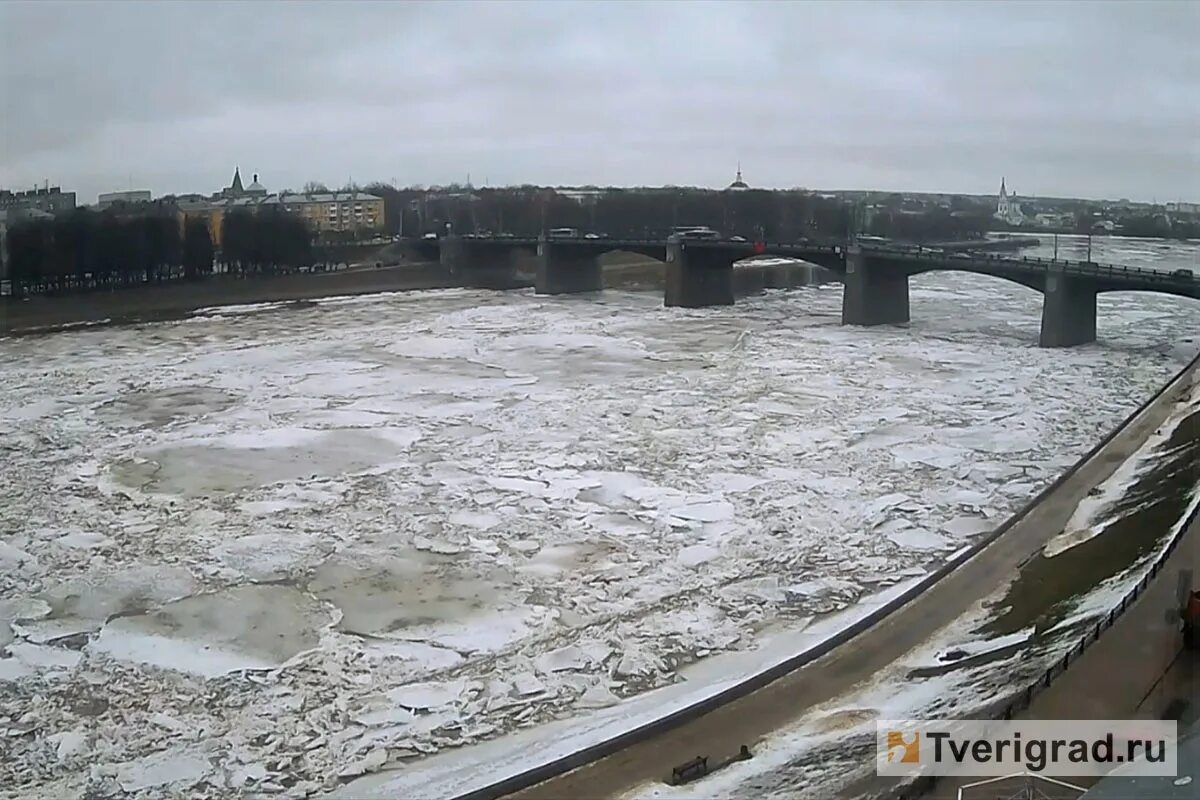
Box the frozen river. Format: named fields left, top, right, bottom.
left=1, top=251, right=1198, bottom=796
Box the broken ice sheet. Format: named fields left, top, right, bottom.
left=386, top=679, right=465, bottom=710
left=577, top=683, right=621, bottom=709
left=511, top=672, right=546, bottom=696
left=116, top=745, right=213, bottom=793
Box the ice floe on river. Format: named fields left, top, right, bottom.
left=1, top=270, right=1198, bottom=797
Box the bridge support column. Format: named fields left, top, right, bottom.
left=841, top=246, right=910, bottom=326
left=1039, top=270, right=1097, bottom=347
left=664, top=238, right=734, bottom=307
left=535, top=239, right=603, bottom=294
left=440, top=236, right=526, bottom=290
left=439, top=235, right=466, bottom=277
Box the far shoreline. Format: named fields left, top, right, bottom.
left=0, top=262, right=457, bottom=337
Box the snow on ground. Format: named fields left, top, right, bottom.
left=1, top=268, right=1198, bottom=797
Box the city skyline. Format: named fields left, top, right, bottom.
left=2, top=1, right=1196, bottom=205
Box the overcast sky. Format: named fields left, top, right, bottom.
left=2, top=0, right=1196, bottom=204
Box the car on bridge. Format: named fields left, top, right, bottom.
left=672, top=226, right=721, bottom=240
left=549, top=227, right=580, bottom=238
left=1173, top=268, right=1194, bottom=279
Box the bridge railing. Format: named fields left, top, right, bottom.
left=876, top=247, right=1196, bottom=285
left=440, top=236, right=1195, bottom=286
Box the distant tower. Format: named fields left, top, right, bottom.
left=727, top=162, right=749, bottom=191
left=222, top=167, right=245, bottom=199
left=994, top=177, right=1023, bottom=224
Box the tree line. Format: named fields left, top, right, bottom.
left=3, top=207, right=312, bottom=297
left=357, top=182, right=994, bottom=243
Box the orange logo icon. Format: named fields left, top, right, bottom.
left=886, top=730, right=920, bottom=763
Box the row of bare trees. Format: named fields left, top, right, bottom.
left=4, top=208, right=312, bottom=297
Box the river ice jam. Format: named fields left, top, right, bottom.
left=1, top=250, right=1198, bottom=795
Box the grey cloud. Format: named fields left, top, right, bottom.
left=2, top=0, right=1196, bottom=203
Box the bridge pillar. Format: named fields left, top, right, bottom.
left=841, top=246, right=910, bottom=327
left=664, top=238, right=734, bottom=308
left=439, top=236, right=526, bottom=290
left=1039, top=270, right=1097, bottom=347
left=439, top=235, right=466, bottom=277
left=535, top=238, right=603, bottom=294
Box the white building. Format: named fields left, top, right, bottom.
left=97, top=190, right=152, bottom=209
left=994, top=178, right=1024, bottom=225
left=1033, top=212, right=1072, bottom=229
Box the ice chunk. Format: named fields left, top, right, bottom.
left=942, top=516, right=992, bottom=537
left=723, top=577, right=786, bottom=603
left=0, top=597, right=52, bottom=623
left=535, top=645, right=589, bottom=673
left=486, top=476, right=547, bottom=494
left=887, top=528, right=950, bottom=551
left=512, top=672, right=546, bottom=696
left=577, top=684, right=621, bottom=709
left=863, top=493, right=914, bottom=517
left=6, top=642, right=81, bottom=671
left=467, top=536, right=501, bottom=555
left=892, top=443, right=968, bottom=470
left=50, top=729, right=89, bottom=760
left=54, top=531, right=113, bottom=550
left=450, top=510, right=502, bottom=530
left=785, top=577, right=859, bottom=598
left=338, top=748, right=389, bottom=778
left=116, top=745, right=212, bottom=793
left=386, top=680, right=464, bottom=710
left=0, top=659, right=34, bottom=681
left=670, top=500, right=735, bottom=523
left=584, top=512, right=650, bottom=536
left=677, top=544, right=721, bottom=568
left=351, top=705, right=417, bottom=727
left=412, top=536, right=464, bottom=555
left=0, top=542, right=39, bottom=576
left=12, top=615, right=101, bottom=645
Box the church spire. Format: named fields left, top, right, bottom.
left=231, top=167, right=244, bottom=193
left=1000, top=177, right=1007, bottom=198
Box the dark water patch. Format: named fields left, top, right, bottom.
left=983, top=406, right=1200, bottom=637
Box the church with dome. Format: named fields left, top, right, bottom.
left=726, top=163, right=750, bottom=191
left=220, top=167, right=267, bottom=200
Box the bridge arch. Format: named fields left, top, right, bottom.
left=902, top=263, right=1046, bottom=294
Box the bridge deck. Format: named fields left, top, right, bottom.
left=437, top=235, right=1197, bottom=296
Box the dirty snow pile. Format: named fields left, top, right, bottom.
left=1, top=272, right=1197, bottom=797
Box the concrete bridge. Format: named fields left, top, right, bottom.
left=417, top=235, right=1198, bottom=348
